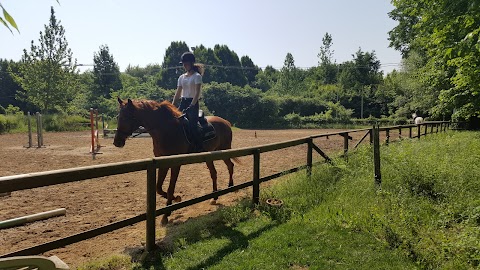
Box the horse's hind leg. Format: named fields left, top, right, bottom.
left=161, top=165, right=182, bottom=226
left=206, top=161, right=218, bottom=204
left=223, top=158, right=234, bottom=187
left=156, top=167, right=168, bottom=198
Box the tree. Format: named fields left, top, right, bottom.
left=389, top=0, right=480, bottom=121
left=318, top=32, right=334, bottom=65
left=192, top=44, right=225, bottom=83
left=11, top=7, right=78, bottom=113
left=240, top=55, right=259, bottom=86
left=0, top=59, right=26, bottom=110
left=276, top=53, right=303, bottom=94
left=316, top=33, right=338, bottom=85
left=338, top=49, right=383, bottom=118
left=214, top=44, right=247, bottom=86
left=254, top=65, right=278, bottom=91
left=158, top=41, right=189, bottom=89
left=93, top=45, right=122, bottom=100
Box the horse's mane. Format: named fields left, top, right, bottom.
left=133, top=99, right=182, bottom=118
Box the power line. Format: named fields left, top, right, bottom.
left=0, top=62, right=404, bottom=76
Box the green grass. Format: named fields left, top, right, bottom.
left=79, top=131, right=480, bottom=270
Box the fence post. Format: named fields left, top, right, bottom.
left=27, top=112, right=32, bottom=148
left=398, top=127, right=402, bottom=139
left=146, top=160, right=157, bottom=252
left=424, top=123, right=428, bottom=137
left=430, top=124, right=434, bottom=134
left=102, top=114, right=106, bottom=138
left=369, top=128, right=373, bottom=144
left=39, top=113, right=44, bottom=147
left=436, top=123, right=439, bottom=133
left=409, top=126, right=412, bottom=139
left=343, top=133, right=349, bottom=160
left=90, top=108, right=95, bottom=159
left=385, top=128, right=390, bottom=145
left=373, top=125, right=381, bottom=186
left=253, top=149, right=260, bottom=205
left=417, top=124, right=421, bottom=139
left=95, top=110, right=100, bottom=149
left=307, top=137, right=313, bottom=177
left=36, top=112, right=41, bottom=148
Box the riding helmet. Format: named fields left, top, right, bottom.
left=180, top=52, right=195, bottom=64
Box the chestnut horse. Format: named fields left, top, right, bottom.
left=113, top=98, right=236, bottom=225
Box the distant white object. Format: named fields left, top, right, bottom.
left=412, top=113, right=424, bottom=124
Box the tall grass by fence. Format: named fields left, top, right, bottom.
left=0, top=121, right=450, bottom=258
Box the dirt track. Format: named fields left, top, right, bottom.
left=0, top=128, right=384, bottom=267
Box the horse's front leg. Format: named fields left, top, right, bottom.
left=156, top=167, right=168, bottom=198
left=161, top=165, right=182, bottom=226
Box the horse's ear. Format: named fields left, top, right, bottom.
left=127, top=99, right=133, bottom=107
left=117, top=97, right=123, bottom=105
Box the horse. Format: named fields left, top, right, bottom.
left=412, top=112, right=424, bottom=124
left=113, top=98, right=236, bottom=225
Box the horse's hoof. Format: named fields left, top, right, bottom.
left=174, top=195, right=182, bottom=203
left=210, top=198, right=217, bottom=205
left=156, top=191, right=167, bottom=198
left=160, top=216, right=168, bottom=226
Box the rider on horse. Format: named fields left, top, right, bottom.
left=172, top=52, right=205, bottom=152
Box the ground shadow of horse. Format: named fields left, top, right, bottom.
left=124, top=202, right=280, bottom=269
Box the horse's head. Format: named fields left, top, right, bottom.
left=412, top=112, right=418, bottom=119
left=113, top=98, right=141, bottom=148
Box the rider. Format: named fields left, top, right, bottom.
left=172, top=52, right=205, bottom=152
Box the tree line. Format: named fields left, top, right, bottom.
left=1, top=3, right=478, bottom=128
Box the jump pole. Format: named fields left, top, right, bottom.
left=0, top=208, right=66, bottom=229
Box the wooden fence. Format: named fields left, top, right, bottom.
left=0, top=121, right=450, bottom=258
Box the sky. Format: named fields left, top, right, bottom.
left=0, top=0, right=402, bottom=74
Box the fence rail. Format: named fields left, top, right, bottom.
left=0, top=121, right=451, bottom=258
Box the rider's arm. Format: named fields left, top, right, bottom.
left=172, top=86, right=182, bottom=105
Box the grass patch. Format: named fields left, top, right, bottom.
left=79, top=131, right=480, bottom=269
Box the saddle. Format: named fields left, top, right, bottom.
left=180, top=110, right=216, bottom=146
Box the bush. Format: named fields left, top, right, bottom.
left=0, top=114, right=21, bottom=133
left=5, top=105, right=23, bottom=115
left=278, top=96, right=328, bottom=117
left=43, top=114, right=91, bottom=132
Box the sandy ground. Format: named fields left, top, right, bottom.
left=0, top=128, right=395, bottom=267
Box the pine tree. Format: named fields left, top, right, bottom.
left=11, top=7, right=78, bottom=113
left=93, top=45, right=122, bottom=99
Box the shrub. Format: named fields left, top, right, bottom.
left=43, top=114, right=90, bottom=132
left=0, top=114, right=21, bottom=133
left=5, top=105, right=23, bottom=115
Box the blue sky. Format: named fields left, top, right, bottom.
left=0, top=0, right=401, bottom=74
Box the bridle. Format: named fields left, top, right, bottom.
left=115, top=110, right=141, bottom=139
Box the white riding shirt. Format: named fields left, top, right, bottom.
left=177, top=72, right=202, bottom=98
